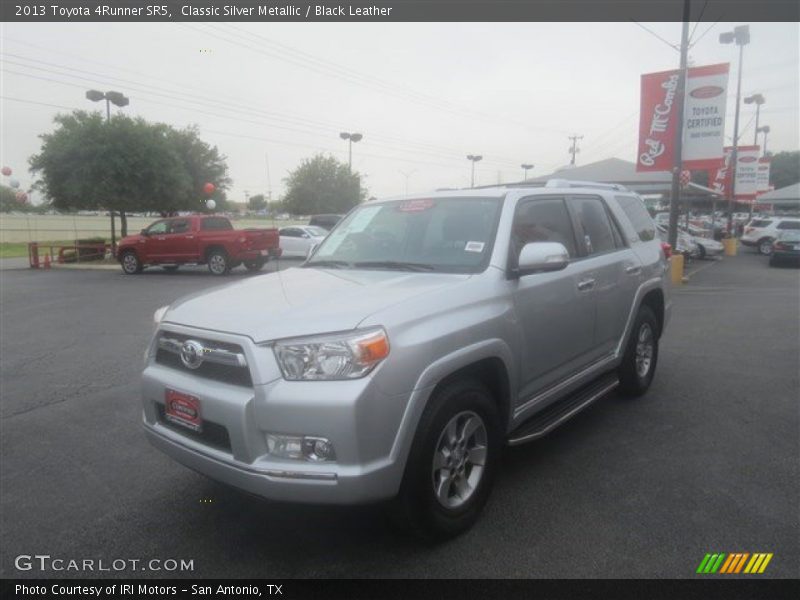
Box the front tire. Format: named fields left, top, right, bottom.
left=207, top=249, right=230, bottom=276
left=391, top=378, right=501, bottom=541
left=758, top=238, right=774, bottom=256
left=120, top=251, right=142, bottom=275
left=618, top=305, right=659, bottom=397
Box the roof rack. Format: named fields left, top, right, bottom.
left=542, top=179, right=629, bottom=192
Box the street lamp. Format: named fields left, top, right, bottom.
left=757, top=125, right=770, bottom=156
left=743, top=93, right=765, bottom=145
left=521, top=163, right=534, bottom=180
left=86, top=89, right=130, bottom=252
left=719, top=24, right=750, bottom=234
left=339, top=132, right=363, bottom=171
left=467, top=154, right=483, bottom=188
left=85, top=89, right=129, bottom=122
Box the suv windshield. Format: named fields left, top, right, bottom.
left=306, top=197, right=503, bottom=273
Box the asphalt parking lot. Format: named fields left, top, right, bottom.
left=1, top=252, right=797, bottom=578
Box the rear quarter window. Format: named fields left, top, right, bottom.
left=776, top=220, right=800, bottom=230
left=201, top=217, right=233, bottom=231
left=749, top=219, right=772, bottom=228
left=615, top=195, right=656, bottom=242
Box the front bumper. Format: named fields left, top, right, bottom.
left=141, top=325, right=410, bottom=504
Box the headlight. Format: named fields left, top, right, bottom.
left=153, top=305, right=169, bottom=325
left=273, top=328, right=389, bottom=381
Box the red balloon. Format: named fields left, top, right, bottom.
left=203, top=182, right=215, bottom=195
left=1, top=166, right=11, bottom=176
left=15, top=191, right=27, bottom=203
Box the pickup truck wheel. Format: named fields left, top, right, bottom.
left=207, top=250, right=230, bottom=276
left=120, top=251, right=142, bottom=275
left=391, top=378, right=500, bottom=541
left=244, top=258, right=266, bottom=272
left=618, top=305, right=659, bottom=397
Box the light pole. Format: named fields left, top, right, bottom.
left=467, top=154, right=483, bottom=188
left=399, top=169, right=416, bottom=195
left=744, top=93, right=765, bottom=145
left=757, top=125, right=770, bottom=156
left=719, top=24, right=750, bottom=235
left=339, top=132, right=363, bottom=171
left=86, top=89, right=130, bottom=252
left=521, top=163, right=534, bottom=180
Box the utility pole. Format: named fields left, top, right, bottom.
left=568, top=135, right=583, bottom=165
left=667, top=1, right=691, bottom=250
left=399, top=169, right=416, bottom=195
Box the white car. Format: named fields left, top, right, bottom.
left=741, top=217, right=800, bottom=255
left=278, top=225, right=328, bottom=258
left=681, top=226, right=723, bottom=259
left=657, top=224, right=698, bottom=258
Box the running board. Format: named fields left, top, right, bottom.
left=507, top=373, right=619, bottom=446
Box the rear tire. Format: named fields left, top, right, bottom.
left=390, top=378, right=501, bottom=542
left=207, top=249, right=230, bottom=276
left=120, top=251, right=142, bottom=275
left=618, top=305, right=659, bottom=397
left=244, top=258, right=266, bottom=272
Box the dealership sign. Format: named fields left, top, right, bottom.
left=637, top=63, right=730, bottom=172
left=756, top=158, right=771, bottom=193
left=708, top=146, right=761, bottom=201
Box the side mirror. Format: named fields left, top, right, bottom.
left=513, top=242, right=569, bottom=277
left=141, top=229, right=149, bottom=236
left=307, top=243, right=319, bottom=259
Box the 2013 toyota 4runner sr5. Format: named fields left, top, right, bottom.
left=142, top=180, right=671, bottom=540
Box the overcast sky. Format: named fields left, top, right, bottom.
left=1, top=21, right=798, bottom=205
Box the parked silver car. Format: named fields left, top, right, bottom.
left=142, top=181, right=671, bottom=539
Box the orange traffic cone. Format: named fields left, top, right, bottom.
left=43, top=253, right=51, bottom=269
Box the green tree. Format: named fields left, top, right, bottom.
left=248, top=193, right=268, bottom=211
left=768, top=150, right=800, bottom=190
left=0, top=185, right=38, bottom=213
left=283, top=154, right=365, bottom=215
left=29, top=112, right=231, bottom=236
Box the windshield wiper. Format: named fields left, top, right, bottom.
left=353, top=260, right=436, bottom=272
left=304, top=259, right=351, bottom=269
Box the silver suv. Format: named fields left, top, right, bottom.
left=142, top=180, right=671, bottom=539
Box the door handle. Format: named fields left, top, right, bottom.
left=577, top=278, right=596, bottom=291
left=625, top=265, right=642, bottom=275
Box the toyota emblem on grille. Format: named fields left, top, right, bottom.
left=180, top=340, right=205, bottom=370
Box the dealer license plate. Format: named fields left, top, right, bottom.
left=164, top=389, right=202, bottom=432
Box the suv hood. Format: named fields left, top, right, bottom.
left=164, top=267, right=470, bottom=342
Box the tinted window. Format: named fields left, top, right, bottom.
left=572, top=196, right=618, bottom=255
left=305, top=226, right=328, bottom=237
left=776, top=220, right=800, bottom=230
left=511, top=197, right=577, bottom=259
left=616, top=195, right=656, bottom=242
left=749, top=219, right=772, bottom=227
left=146, top=220, right=169, bottom=235
left=170, top=219, right=190, bottom=234
left=201, top=217, right=232, bottom=231
left=280, top=228, right=301, bottom=237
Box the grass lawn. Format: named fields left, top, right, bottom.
left=0, top=240, right=106, bottom=259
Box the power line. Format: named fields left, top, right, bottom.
left=631, top=21, right=680, bottom=52
left=689, top=19, right=721, bottom=47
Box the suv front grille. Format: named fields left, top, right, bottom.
left=155, top=332, right=253, bottom=387
left=156, top=403, right=232, bottom=452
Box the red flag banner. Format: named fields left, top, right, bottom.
left=637, top=69, right=681, bottom=172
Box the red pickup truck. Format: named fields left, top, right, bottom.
left=117, top=215, right=282, bottom=276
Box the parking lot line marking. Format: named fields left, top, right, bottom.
left=685, top=260, right=720, bottom=279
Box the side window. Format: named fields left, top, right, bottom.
left=616, top=195, right=656, bottom=242
left=510, top=197, right=577, bottom=263
left=201, top=217, right=232, bottom=231
left=147, top=220, right=169, bottom=235
left=776, top=221, right=800, bottom=230
left=170, top=220, right=190, bottom=234
left=572, top=196, right=619, bottom=255
left=281, top=228, right=300, bottom=238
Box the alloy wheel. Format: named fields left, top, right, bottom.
left=431, top=411, right=488, bottom=509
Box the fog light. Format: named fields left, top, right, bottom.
left=266, top=434, right=336, bottom=462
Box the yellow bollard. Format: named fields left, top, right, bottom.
left=670, top=254, right=684, bottom=285
left=722, top=237, right=738, bottom=256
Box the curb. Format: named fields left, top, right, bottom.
left=49, top=262, right=120, bottom=271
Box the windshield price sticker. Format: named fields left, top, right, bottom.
left=397, top=199, right=435, bottom=212
left=465, top=241, right=485, bottom=253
